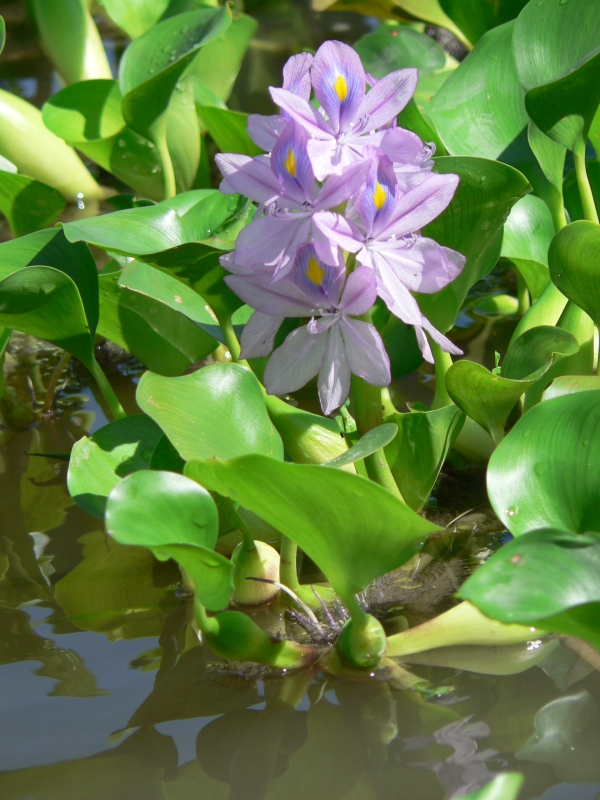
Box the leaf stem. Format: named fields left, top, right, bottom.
left=280, top=536, right=301, bottom=592
left=516, top=272, right=531, bottom=316
left=219, top=314, right=242, bottom=363
left=574, top=136, right=599, bottom=224
left=0, top=327, right=11, bottom=399
left=429, top=337, right=454, bottom=410
left=155, top=127, right=177, bottom=200
left=90, top=359, right=126, bottom=420
left=42, top=351, right=70, bottom=414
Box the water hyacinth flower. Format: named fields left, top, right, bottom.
left=226, top=245, right=390, bottom=415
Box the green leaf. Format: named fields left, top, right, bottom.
left=42, top=80, right=125, bottom=143
left=415, top=156, right=530, bottom=333
left=487, top=391, right=600, bottom=534
left=458, top=529, right=600, bottom=651
left=136, top=364, right=284, bottom=462
left=30, top=0, right=112, bottom=84
left=439, top=0, right=528, bottom=44
left=457, top=773, right=524, bottom=800
left=325, top=423, right=398, bottom=469
left=150, top=434, right=185, bottom=473
left=185, top=454, right=440, bottom=600
left=67, top=414, right=163, bottom=518
left=446, top=326, right=578, bottom=444
left=429, top=22, right=558, bottom=207
left=384, top=404, right=465, bottom=511
left=543, top=374, right=600, bottom=402
left=354, top=23, right=445, bottom=79
left=119, top=6, right=232, bottom=143
left=513, top=0, right=600, bottom=149
left=101, top=0, right=186, bottom=39
left=166, top=76, right=200, bottom=194
left=97, top=270, right=217, bottom=376
left=106, top=470, right=233, bottom=611
left=501, top=195, right=554, bottom=300
left=0, top=88, right=104, bottom=202
left=0, top=16, right=5, bottom=55
left=197, top=107, right=263, bottom=156
left=549, top=221, right=600, bottom=327
left=564, top=159, right=600, bottom=222
left=0, top=172, right=65, bottom=237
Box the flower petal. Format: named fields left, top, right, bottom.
left=339, top=265, right=378, bottom=316
left=240, top=311, right=285, bottom=359
left=292, top=242, right=345, bottom=307
left=356, top=68, right=418, bottom=132
left=318, top=324, right=351, bottom=415
left=366, top=236, right=465, bottom=293
left=247, top=114, right=286, bottom=152
left=311, top=40, right=365, bottom=135
left=231, top=214, right=311, bottom=276
left=225, top=272, right=313, bottom=317
left=380, top=126, right=433, bottom=166
left=313, top=211, right=364, bottom=254
left=379, top=172, right=459, bottom=239
left=264, top=325, right=327, bottom=396
left=271, top=121, right=315, bottom=204
left=314, top=159, right=371, bottom=210
left=340, top=318, right=391, bottom=386
left=282, top=52, right=313, bottom=100
left=353, top=147, right=397, bottom=237
left=215, top=153, right=281, bottom=204
left=270, top=88, right=332, bottom=139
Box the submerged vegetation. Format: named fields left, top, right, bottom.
left=1, top=0, right=600, bottom=797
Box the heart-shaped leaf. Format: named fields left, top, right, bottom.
left=119, top=6, right=232, bottom=144
left=67, top=414, right=163, bottom=518
left=0, top=88, right=103, bottom=201
left=548, top=221, right=600, bottom=328
left=31, top=0, right=112, bottom=85
left=354, top=23, right=445, bottom=79
left=446, top=326, right=578, bottom=444
left=106, top=470, right=233, bottom=611
left=459, top=529, right=600, bottom=651
left=513, top=0, right=600, bottom=149
left=384, top=404, right=465, bottom=510
left=325, top=423, right=398, bottom=469
left=0, top=172, right=65, bottom=237
left=185, top=454, right=440, bottom=601
left=429, top=23, right=558, bottom=206
left=487, top=391, right=600, bottom=534
left=416, top=156, right=530, bottom=333
left=438, top=0, right=528, bottom=44
left=97, top=270, right=217, bottom=376
left=501, top=195, right=554, bottom=300
left=137, top=364, right=284, bottom=463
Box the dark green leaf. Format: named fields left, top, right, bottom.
left=136, top=364, right=284, bottom=462
left=487, top=391, right=600, bottom=534
left=67, top=414, right=163, bottom=518
left=384, top=404, right=465, bottom=511
left=0, top=172, right=65, bottom=237
left=459, top=529, right=600, bottom=651
left=106, top=470, right=233, bottom=611
left=439, top=0, right=528, bottom=44
left=354, top=23, right=445, bottom=78
left=564, top=159, right=600, bottom=222
left=185, top=454, right=439, bottom=600
left=501, top=325, right=578, bottom=380
left=166, top=76, right=200, bottom=194
left=197, top=107, right=263, bottom=156
left=501, top=195, right=554, bottom=299
left=0, top=15, right=5, bottom=55
left=548, top=220, right=600, bottom=328
left=150, top=434, right=185, bottom=473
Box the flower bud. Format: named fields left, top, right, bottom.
left=232, top=540, right=280, bottom=606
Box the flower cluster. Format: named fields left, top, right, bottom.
left=216, top=40, right=465, bottom=415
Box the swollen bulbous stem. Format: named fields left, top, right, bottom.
left=386, top=600, right=546, bottom=657
left=231, top=539, right=280, bottom=605
left=336, top=595, right=388, bottom=668
left=429, top=337, right=454, bottom=410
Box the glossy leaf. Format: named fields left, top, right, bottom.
left=197, top=107, right=262, bottom=156
left=119, top=6, right=232, bottom=143
left=31, top=0, right=112, bottom=84
left=97, top=271, right=217, bottom=376
left=416, top=156, right=530, bottom=332
left=543, top=375, right=600, bottom=402
left=458, top=773, right=524, bottom=800
left=501, top=195, right=554, bottom=300
left=459, top=529, right=600, bottom=651
left=384, top=404, right=465, bottom=511
left=0, top=15, right=5, bottom=55
left=354, top=24, right=445, bottom=79
left=137, top=364, right=284, bottom=463
left=106, top=470, right=234, bottom=611
left=514, top=0, right=600, bottom=149
left=42, top=80, right=125, bottom=143
left=325, top=424, right=398, bottom=469
left=0, top=89, right=103, bottom=201
left=446, top=327, right=577, bottom=444
left=150, top=434, right=185, bottom=473
left=563, top=159, right=600, bottom=223
left=0, top=172, right=65, bottom=237
left=429, top=22, right=561, bottom=211
left=549, top=221, right=600, bottom=328
left=487, top=391, right=600, bottom=534
left=439, top=0, right=528, bottom=44
left=165, top=77, right=200, bottom=193
left=67, top=414, right=163, bottom=518
left=185, top=454, right=440, bottom=600
left=101, top=0, right=185, bottom=39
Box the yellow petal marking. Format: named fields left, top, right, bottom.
left=373, top=182, right=386, bottom=210
left=306, top=256, right=325, bottom=286
left=284, top=147, right=296, bottom=177
left=334, top=74, right=348, bottom=102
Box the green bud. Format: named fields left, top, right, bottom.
left=203, top=609, right=320, bottom=669
left=231, top=540, right=280, bottom=606
left=336, top=613, right=387, bottom=669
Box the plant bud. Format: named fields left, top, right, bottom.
left=232, top=540, right=280, bottom=606
left=336, top=613, right=387, bottom=669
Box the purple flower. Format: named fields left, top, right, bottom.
left=216, top=121, right=369, bottom=278
left=226, top=244, right=390, bottom=415
left=315, top=150, right=464, bottom=360
left=270, top=41, right=418, bottom=180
